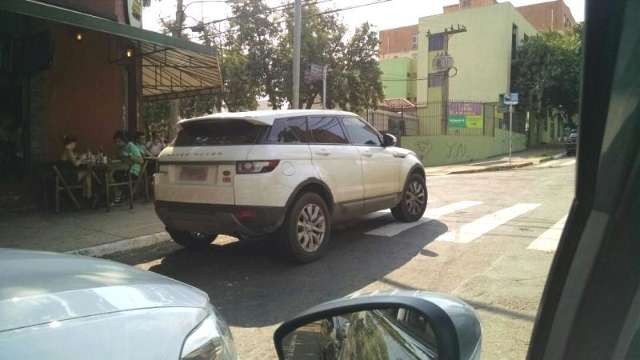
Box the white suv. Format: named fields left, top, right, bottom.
left=154, top=110, right=427, bottom=263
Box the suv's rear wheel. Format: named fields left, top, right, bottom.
left=279, top=193, right=331, bottom=263
left=167, top=229, right=218, bottom=249
left=391, top=173, right=427, bottom=222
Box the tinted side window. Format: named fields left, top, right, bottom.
left=308, top=116, right=348, bottom=144
left=267, top=117, right=307, bottom=144
left=342, top=117, right=382, bottom=146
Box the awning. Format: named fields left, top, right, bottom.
left=0, top=0, right=222, bottom=101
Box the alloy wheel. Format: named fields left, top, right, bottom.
left=296, top=203, right=326, bottom=252
left=405, top=180, right=426, bottom=216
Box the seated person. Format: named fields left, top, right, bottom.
left=113, top=130, right=143, bottom=179
left=60, top=136, right=92, bottom=200
left=146, top=135, right=165, bottom=157
left=111, top=131, right=143, bottom=204
left=133, top=131, right=152, bottom=157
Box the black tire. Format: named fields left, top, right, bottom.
left=278, top=192, right=331, bottom=263
left=391, top=173, right=428, bottom=222
left=167, top=229, right=218, bottom=249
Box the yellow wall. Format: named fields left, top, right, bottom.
left=417, top=3, right=537, bottom=105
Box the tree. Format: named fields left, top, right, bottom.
left=335, top=23, right=384, bottom=113
left=142, top=0, right=384, bottom=117
left=272, top=4, right=346, bottom=109
left=227, top=0, right=280, bottom=109
left=511, top=24, right=583, bottom=131
left=273, top=5, right=383, bottom=111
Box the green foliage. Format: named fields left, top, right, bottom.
left=511, top=24, right=583, bottom=123
left=272, top=6, right=383, bottom=111
left=141, top=0, right=384, bottom=130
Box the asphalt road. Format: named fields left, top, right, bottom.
left=113, top=157, right=576, bottom=359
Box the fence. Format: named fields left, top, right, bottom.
left=364, top=100, right=527, bottom=138
left=362, top=108, right=419, bottom=137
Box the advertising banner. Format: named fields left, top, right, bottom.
left=447, top=102, right=484, bottom=129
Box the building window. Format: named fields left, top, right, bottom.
left=428, top=33, right=444, bottom=51
left=511, top=24, right=518, bottom=60
left=411, top=34, right=418, bottom=50
left=428, top=72, right=445, bottom=87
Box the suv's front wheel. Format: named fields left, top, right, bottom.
left=279, top=193, right=331, bottom=263
left=167, top=229, right=218, bottom=249
left=391, top=173, right=427, bottom=222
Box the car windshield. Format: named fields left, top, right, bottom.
left=0, top=0, right=588, bottom=359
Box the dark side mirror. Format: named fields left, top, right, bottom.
left=382, top=133, right=397, bottom=147
left=274, top=292, right=481, bottom=360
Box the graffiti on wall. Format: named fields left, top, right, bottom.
left=445, top=142, right=468, bottom=160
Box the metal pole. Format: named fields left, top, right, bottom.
left=322, top=64, right=327, bottom=109
left=168, top=0, right=184, bottom=138
left=292, top=0, right=302, bottom=109
left=509, top=104, right=513, bottom=165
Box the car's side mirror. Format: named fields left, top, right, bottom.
left=273, top=292, right=482, bottom=360
left=382, top=133, right=397, bottom=147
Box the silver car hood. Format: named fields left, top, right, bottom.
left=0, top=249, right=209, bottom=332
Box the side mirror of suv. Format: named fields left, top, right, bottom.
left=382, top=133, right=397, bottom=147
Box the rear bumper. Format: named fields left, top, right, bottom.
left=566, top=142, right=577, bottom=153
left=154, top=201, right=285, bottom=237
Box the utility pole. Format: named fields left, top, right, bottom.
left=509, top=103, right=513, bottom=165
left=169, top=0, right=184, bottom=137
left=322, top=64, right=328, bottom=109
left=292, top=0, right=302, bottom=109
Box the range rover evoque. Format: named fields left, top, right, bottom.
left=154, top=110, right=427, bottom=263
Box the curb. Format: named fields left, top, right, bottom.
left=66, top=231, right=171, bottom=258
left=448, top=161, right=534, bottom=175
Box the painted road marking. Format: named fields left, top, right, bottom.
left=527, top=215, right=568, bottom=252
left=436, top=203, right=541, bottom=243
left=365, top=201, right=483, bottom=237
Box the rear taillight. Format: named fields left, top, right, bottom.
left=236, top=160, right=280, bottom=174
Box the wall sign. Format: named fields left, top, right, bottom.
left=447, top=102, right=484, bottom=129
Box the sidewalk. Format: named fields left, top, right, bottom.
left=0, top=203, right=169, bottom=257
left=426, top=146, right=566, bottom=176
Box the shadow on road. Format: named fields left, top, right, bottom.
left=147, top=216, right=448, bottom=328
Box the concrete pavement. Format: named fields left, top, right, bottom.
left=0, top=202, right=166, bottom=255
left=111, top=159, right=576, bottom=359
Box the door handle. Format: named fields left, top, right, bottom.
left=362, top=152, right=373, bottom=158
left=315, top=151, right=331, bottom=156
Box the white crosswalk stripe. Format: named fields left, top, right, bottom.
left=365, top=201, right=483, bottom=237
left=527, top=215, right=568, bottom=252
left=436, top=203, right=541, bottom=243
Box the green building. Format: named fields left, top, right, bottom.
left=379, top=57, right=417, bottom=101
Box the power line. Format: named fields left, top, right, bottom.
left=181, top=0, right=334, bottom=30
left=189, top=0, right=395, bottom=38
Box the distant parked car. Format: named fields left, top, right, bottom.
left=0, top=249, right=236, bottom=360
left=566, top=129, right=578, bottom=155
left=154, top=110, right=427, bottom=263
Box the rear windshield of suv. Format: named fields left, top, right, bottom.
left=174, top=120, right=266, bottom=146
